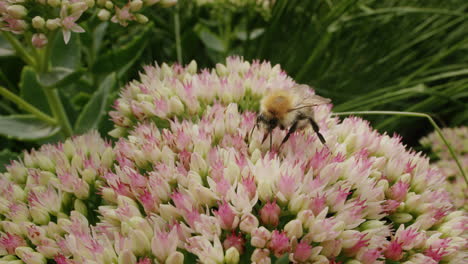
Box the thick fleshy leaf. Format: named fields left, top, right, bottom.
left=92, top=23, right=153, bottom=75
left=51, top=31, right=81, bottom=69
left=74, top=73, right=117, bottom=133
left=19, top=66, right=51, bottom=114
left=37, top=67, right=84, bottom=88
left=235, top=28, right=265, bottom=41
left=0, top=35, right=14, bottom=57
left=0, top=115, right=60, bottom=140
left=194, top=24, right=225, bottom=52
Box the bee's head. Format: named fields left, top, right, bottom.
left=258, top=113, right=278, bottom=131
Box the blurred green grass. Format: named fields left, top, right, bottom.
left=177, top=0, right=467, bottom=146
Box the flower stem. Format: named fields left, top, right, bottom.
left=42, top=87, right=73, bottom=137
left=332, top=110, right=467, bottom=183
left=0, top=86, right=56, bottom=125
left=1, top=31, right=36, bottom=67
left=174, top=5, right=182, bottom=64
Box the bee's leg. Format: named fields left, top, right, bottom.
left=269, top=132, right=273, bottom=150
left=251, top=114, right=265, bottom=139
left=261, top=132, right=269, bottom=144
left=279, top=121, right=299, bottom=149
left=308, top=118, right=327, bottom=145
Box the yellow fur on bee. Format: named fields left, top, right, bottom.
left=261, top=90, right=293, bottom=119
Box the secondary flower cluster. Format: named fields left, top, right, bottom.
left=194, top=0, right=274, bottom=19
left=0, top=0, right=176, bottom=47
left=0, top=132, right=114, bottom=263
left=0, top=57, right=467, bottom=263
left=420, top=127, right=467, bottom=210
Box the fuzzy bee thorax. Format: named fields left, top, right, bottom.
left=261, top=90, right=294, bottom=119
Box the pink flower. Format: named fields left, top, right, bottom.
left=111, top=4, right=135, bottom=26
left=384, top=240, right=403, bottom=261
left=268, top=230, right=290, bottom=257
left=151, top=227, right=179, bottom=263
left=292, top=241, right=313, bottom=262
left=259, top=201, right=281, bottom=227
left=223, top=232, right=245, bottom=254
left=0, top=233, right=27, bottom=254
left=214, top=201, right=238, bottom=230
left=389, top=181, right=409, bottom=201
left=60, top=7, right=85, bottom=44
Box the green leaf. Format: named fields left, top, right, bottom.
left=92, top=22, right=109, bottom=59
left=0, top=149, right=18, bottom=172
left=274, top=254, right=290, bottom=264
left=74, top=73, right=117, bottom=133
left=19, top=66, right=51, bottom=114
left=37, top=67, right=84, bottom=88
left=235, top=28, right=265, bottom=41
left=51, top=31, right=81, bottom=69
left=194, top=24, right=226, bottom=52
left=0, top=115, right=60, bottom=141
left=0, top=35, right=14, bottom=57
left=92, top=23, right=153, bottom=75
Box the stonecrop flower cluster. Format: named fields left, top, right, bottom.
left=1, top=57, right=467, bottom=263
left=0, top=0, right=176, bottom=47
left=194, top=0, right=274, bottom=19
left=420, top=126, right=467, bottom=210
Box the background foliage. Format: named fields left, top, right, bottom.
left=1, top=0, right=467, bottom=170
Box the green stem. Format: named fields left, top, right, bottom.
left=42, top=88, right=73, bottom=137
left=174, top=5, right=182, bottom=64
left=2, top=32, right=36, bottom=67
left=0, top=86, right=56, bottom=125
left=332, top=110, right=467, bottom=183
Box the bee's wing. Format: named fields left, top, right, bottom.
left=292, top=84, right=331, bottom=110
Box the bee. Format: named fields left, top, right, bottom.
left=251, top=84, right=331, bottom=150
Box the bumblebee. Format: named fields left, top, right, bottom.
left=252, top=84, right=331, bottom=149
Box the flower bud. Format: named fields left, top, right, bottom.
left=46, top=19, right=61, bottom=31
left=251, top=248, right=270, bottom=264
left=31, top=16, right=46, bottom=30
left=85, top=0, right=95, bottom=8
left=47, top=0, right=61, bottom=7
left=144, top=0, right=160, bottom=6
left=166, top=251, right=184, bottom=264
left=187, top=60, right=197, bottom=74
left=74, top=199, right=88, bottom=217
left=251, top=227, right=271, bottom=248
left=284, top=219, right=303, bottom=238
left=98, top=9, right=111, bottom=21
left=239, top=213, right=259, bottom=234
left=225, top=247, right=240, bottom=264
left=105, top=1, right=113, bottom=9
left=70, top=2, right=88, bottom=14
left=2, top=221, right=23, bottom=235
left=130, top=0, right=143, bottom=11
left=129, top=229, right=150, bottom=256
left=169, top=97, right=184, bottom=114
left=390, top=213, right=413, bottom=224
left=32, top=34, right=48, bottom=49
left=30, top=206, right=50, bottom=225
left=135, top=14, right=148, bottom=24
left=160, top=0, right=177, bottom=7
left=7, top=5, right=27, bottom=18
left=15, top=247, right=46, bottom=264
left=159, top=204, right=182, bottom=221
left=118, top=250, right=136, bottom=264
left=288, top=194, right=308, bottom=214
